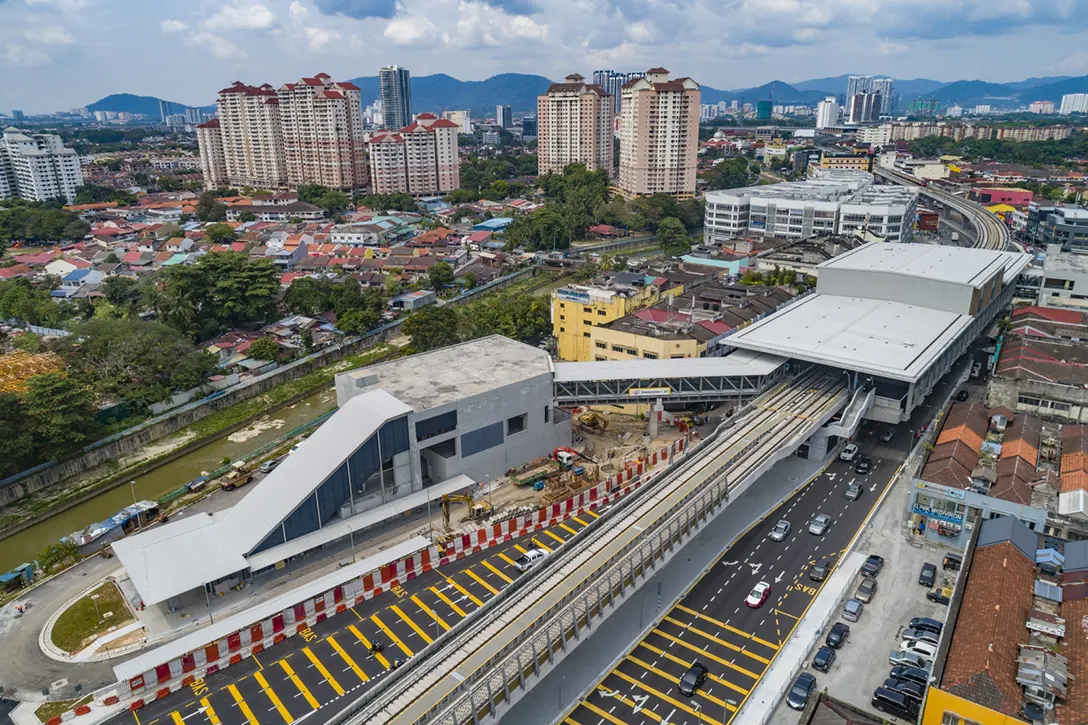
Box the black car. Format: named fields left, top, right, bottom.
left=927, top=586, right=952, bottom=605
left=872, top=687, right=920, bottom=720
left=810, top=557, right=832, bottom=582
left=826, top=621, right=850, bottom=649
left=786, top=672, right=817, bottom=710
left=943, top=553, right=963, bottom=571
left=678, top=662, right=708, bottom=696
left=889, top=664, right=931, bottom=687
left=861, top=554, right=885, bottom=577
left=909, top=617, right=944, bottom=636
left=955, top=389, right=969, bottom=402
left=855, top=457, right=872, bottom=474
left=883, top=677, right=925, bottom=703
left=919, top=562, right=937, bottom=587
left=812, top=646, right=836, bottom=673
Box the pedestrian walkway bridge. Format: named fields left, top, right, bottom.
left=552, top=349, right=788, bottom=405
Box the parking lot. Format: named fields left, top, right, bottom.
left=768, top=457, right=963, bottom=723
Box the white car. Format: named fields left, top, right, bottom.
left=513, top=548, right=548, bottom=573
left=839, top=444, right=859, bottom=462
left=745, top=581, right=772, bottom=608
left=899, top=639, right=938, bottom=659
left=889, top=650, right=931, bottom=670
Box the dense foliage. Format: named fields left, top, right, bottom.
left=701, top=156, right=753, bottom=191
left=0, top=278, right=91, bottom=328
left=0, top=373, right=100, bottom=475
left=401, top=287, right=549, bottom=353
left=0, top=199, right=89, bottom=250
left=908, top=131, right=1088, bottom=168
left=73, top=184, right=137, bottom=206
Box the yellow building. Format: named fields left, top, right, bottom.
left=552, top=275, right=689, bottom=361
left=589, top=319, right=708, bottom=363
left=820, top=152, right=871, bottom=172
left=922, top=688, right=1027, bottom=725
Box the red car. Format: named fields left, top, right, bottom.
left=745, top=581, right=771, bottom=608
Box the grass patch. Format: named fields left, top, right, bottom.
left=50, top=581, right=134, bottom=654
left=34, top=697, right=92, bottom=723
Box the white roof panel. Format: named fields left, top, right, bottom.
left=727, top=293, right=972, bottom=382
left=817, top=243, right=1023, bottom=288
left=552, top=350, right=786, bottom=383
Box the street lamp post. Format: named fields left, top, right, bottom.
left=129, top=481, right=141, bottom=531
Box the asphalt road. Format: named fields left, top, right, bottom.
left=104, top=508, right=606, bottom=725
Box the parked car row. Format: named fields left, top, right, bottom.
left=879, top=616, right=945, bottom=719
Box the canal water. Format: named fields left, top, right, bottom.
left=0, top=386, right=339, bottom=572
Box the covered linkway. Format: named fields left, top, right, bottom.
left=552, top=349, right=787, bottom=406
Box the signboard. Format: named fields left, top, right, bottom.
left=913, top=503, right=964, bottom=525
left=628, top=387, right=671, bottom=398
left=915, top=479, right=967, bottom=500
left=556, top=289, right=591, bottom=304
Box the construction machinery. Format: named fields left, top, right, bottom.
left=219, top=461, right=254, bottom=491
left=441, top=494, right=492, bottom=529
left=577, top=411, right=608, bottom=433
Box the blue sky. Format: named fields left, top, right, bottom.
left=2, top=0, right=1087, bottom=113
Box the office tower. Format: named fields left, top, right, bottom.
left=536, top=73, right=613, bottom=177
left=11, top=110, right=25, bottom=122
left=520, top=116, right=537, bottom=139
left=379, top=65, right=412, bottom=130
left=756, top=100, right=772, bottom=120
left=196, top=119, right=228, bottom=190
left=368, top=113, right=460, bottom=196
left=441, top=109, right=472, bottom=134
left=618, top=68, right=699, bottom=199
left=496, top=104, right=512, bottom=129
left=872, top=78, right=893, bottom=114
left=278, top=73, right=367, bottom=190
left=0, top=127, right=83, bottom=202
left=846, top=75, right=874, bottom=99
left=1060, top=94, right=1088, bottom=115
left=816, top=97, right=839, bottom=129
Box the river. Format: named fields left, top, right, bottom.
left=0, top=386, right=339, bottom=572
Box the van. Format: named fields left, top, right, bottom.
left=871, top=687, right=919, bottom=720
left=514, top=548, right=548, bottom=573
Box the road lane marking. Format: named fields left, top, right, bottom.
left=543, top=529, right=566, bottom=544
left=559, top=523, right=578, bottom=536
left=390, top=604, right=434, bottom=645
left=572, top=516, right=589, bottom=527
left=464, top=567, right=500, bottom=596
left=132, top=711, right=141, bottom=725
left=591, top=686, right=666, bottom=722
left=199, top=699, right=220, bottom=725
left=347, top=625, right=390, bottom=669
left=303, top=647, right=345, bottom=696
left=579, top=701, right=628, bottom=725
left=662, top=616, right=771, bottom=665
left=651, top=629, right=760, bottom=680
left=445, top=576, right=484, bottom=606
left=674, top=604, right=780, bottom=651
left=611, top=669, right=725, bottom=725
left=253, top=671, right=292, bottom=724
left=497, top=552, right=518, bottom=568
left=627, top=655, right=738, bottom=713
left=372, top=614, right=414, bottom=657
left=411, top=594, right=451, bottom=631
left=227, top=685, right=260, bottom=725
left=278, top=660, right=320, bottom=709
left=171, top=713, right=185, bottom=725
left=431, top=586, right=467, bottom=618
left=327, top=635, right=368, bottom=682
left=585, top=509, right=599, bottom=518
left=531, top=537, right=553, bottom=553
left=637, top=642, right=749, bottom=696
left=513, top=544, right=529, bottom=554
left=481, top=560, right=513, bottom=585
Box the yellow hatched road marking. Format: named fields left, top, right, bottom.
left=253, top=671, right=292, bottom=724
left=347, top=625, right=390, bottom=669
left=585, top=509, right=599, bottom=518
left=327, top=635, right=368, bottom=682
left=638, top=642, right=749, bottom=696
left=543, top=529, right=566, bottom=544
left=626, top=654, right=737, bottom=713
left=170, top=713, right=184, bottom=725
left=390, top=604, right=434, bottom=645
left=278, top=659, right=320, bottom=709
left=431, top=586, right=467, bottom=618
left=513, top=544, right=528, bottom=554
left=651, top=628, right=760, bottom=680
left=411, top=594, right=451, bottom=631
left=227, top=685, right=259, bottom=725
left=559, top=523, right=578, bottom=536
left=674, top=603, right=780, bottom=651
left=563, top=719, right=582, bottom=725
left=497, top=552, right=517, bottom=568
left=774, top=608, right=801, bottom=621
left=372, top=614, right=414, bottom=657
left=571, top=516, right=589, bottom=527
left=464, top=567, right=499, bottom=596
left=589, top=686, right=664, bottom=722
left=531, top=537, right=553, bottom=553
left=579, top=701, right=629, bottom=725
left=199, top=699, right=220, bottom=725
left=303, top=646, right=345, bottom=696
left=610, top=669, right=725, bottom=725
left=445, top=576, right=484, bottom=607
left=481, top=559, right=513, bottom=584
left=663, top=615, right=771, bottom=665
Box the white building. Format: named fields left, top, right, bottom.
left=1029, top=100, right=1056, bottom=114
left=495, top=104, right=512, bottom=129
left=815, top=97, right=839, bottom=130
left=441, top=109, right=472, bottom=134
left=1060, top=94, right=1088, bottom=115
left=703, top=170, right=918, bottom=244
left=196, top=119, right=228, bottom=190
left=0, top=127, right=83, bottom=203
left=367, top=113, right=460, bottom=196
left=856, top=124, right=892, bottom=145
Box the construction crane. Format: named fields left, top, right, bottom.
left=441, top=495, right=492, bottom=529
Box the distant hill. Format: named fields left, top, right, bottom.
left=346, top=72, right=552, bottom=116
left=87, top=93, right=214, bottom=118
left=1022, top=76, right=1088, bottom=103
left=1007, top=76, right=1072, bottom=91
left=700, top=81, right=833, bottom=106
left=930, top=80, right=1019, bottom=106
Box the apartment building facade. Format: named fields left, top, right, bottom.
left=536, top=73, right=613, bottom=177
left=618, top=68, right=700, bottom=199
left=0, top=127, right=83, bottom=203
left=368, top=114, right=460, bottom=196
left=214, top=81, right=287, bottom=189
left=196, top=119, right=228, bottom=190
left=278, top=74, right=367, bottom=190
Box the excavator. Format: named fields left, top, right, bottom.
left=577, top=411, right=608, bottom=433
left=440, top=494, right=492, bottom=529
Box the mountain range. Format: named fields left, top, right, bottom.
left=85, top=73, right=1088, bottom=118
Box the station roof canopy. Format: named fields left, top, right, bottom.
left=726, top=293, right=972, bottom=383
left=816, top=242, right=1018, bottom=288
left=552, top=349, right=786, bottom=383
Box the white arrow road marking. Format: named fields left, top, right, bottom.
left=661, top=708, right=677, bottom=725
left=721, top=560, right=739, bottom=567
left=774, top=572, right=784, bottom=583
left=871, top=481, right=879, bottom=491
left=826, top=472, right=837, bottom=481
left=598, top=688, right=620, bottom=699
left=749, top=562, right=763, bottom=575
left=631, top=694, right=650, bottom=713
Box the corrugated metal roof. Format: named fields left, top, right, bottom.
left=1035, top=580, right=1063, bottom=603
left=552, top=349, right=785, bottom=384
left=977, top=515, right=1037, bottom=560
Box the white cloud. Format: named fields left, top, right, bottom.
left=878, top=40, right=909, bottom=56
left=301, top=25, right=339, bottom=49
left=161, top=20, right=188, bottom=34
left=187, top=32, right=248, bottom=60
left=24, top=26, right=75, bottom=45
left=383, top=16, right=444, bottom=46
left=289, top=1, right=310, bottom=22
left=4, top=44, right=52, bottom=67
left=204, top=1, right=278, bottom=32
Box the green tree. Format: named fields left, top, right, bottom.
left=0, top=199, right=90, bottom=248
left=238, top=211, right=257, bottom=223
left=462, top=272, right=477, bottom=289
left=428, top=261, right=455, bottom=290
left=204, top=223, right=236, bottom=245
left=0, top=393, right=33, bottom=477
left=402, top=305, right=460, bottom=352
left=297, top=184, right=332, bottom=206
left=157, top=176, right=183, bottom=192
left=336, top=307, right=381, bottom=335
left=283, top=277, right=332, bottom=315
left=301, top=328, right=314, bottom=353
left=317, top=190, right=350, bottom=215
left=22, top=372, right=100, bottom=462
left=657, top=217, right=692, bottom=256
left=356, top=192, right=419, bottom=212
left=159, top=253, right=279, bottom=339
left=247, top=336, right=280, bottom=361
left=607, top=255, right=628, bottom=271
left=101, top=276, right=141, bottom=316
left=195, top=194, right=227, bottom=222
left=702, top=156, right=751, bottom=191
left=573, top=262, right=599, bottom=281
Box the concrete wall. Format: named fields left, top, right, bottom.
left=989, top=375, right=1088, bottom=424
left=816, top=267, right=977, bottom=316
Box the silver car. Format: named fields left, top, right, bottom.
left=808, top=514, right=832, bottom=536
left=842, top=598, right=864, bottom=621
left=855, top=577, right=877, bottom=603
left=769, top=520, right=791, bottom=541
left=889, top=650, right=931, bottom=670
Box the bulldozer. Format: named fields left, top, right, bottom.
left=441, top=494, right=492, bottom=529
left=577, top=411, right=608, bottom=433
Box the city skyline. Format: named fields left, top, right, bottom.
left=1, top=0, right=1087, bottom=113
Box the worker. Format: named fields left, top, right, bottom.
left=391, top=658, right=402, bottom=670
left=370, top=642, right=384, bottom=655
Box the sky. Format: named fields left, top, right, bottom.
left=3, top=0, right=1088, bottom=113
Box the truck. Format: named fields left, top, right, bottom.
left=219, top=461, right=254, bottom=491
